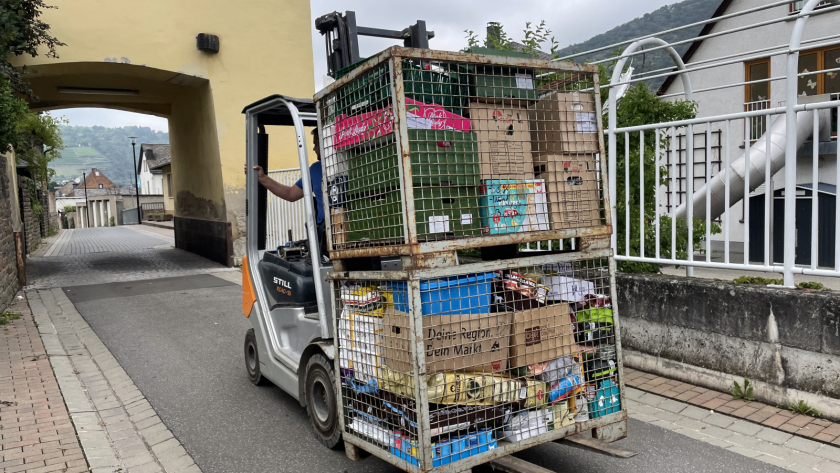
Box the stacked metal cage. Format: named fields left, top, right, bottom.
left=315, top=47, right=625, bottom=472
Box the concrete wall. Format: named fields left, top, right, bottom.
left=12, top=0, right=316, bottom=264
left=617, top=273, right=840, bottom=414
left=661, top=0, right=839, bottom=244
left=0, top=156, right=19, bottom=310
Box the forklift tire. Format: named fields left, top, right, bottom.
left=304, top=353, right=342, bottom=449
left=244, top=329, right=269, bottom=386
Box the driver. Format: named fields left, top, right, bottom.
left=251, top=128, right=328, bottom=259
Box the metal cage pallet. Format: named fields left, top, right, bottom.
left=328, top=248, right=627, bottom=472
left=315, top=47, right=613, bottom=262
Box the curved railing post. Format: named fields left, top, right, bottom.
left=783, top=0, right=820, bottom=286
left=608, top=38, right=693, bottom=271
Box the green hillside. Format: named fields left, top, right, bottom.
left=52, top=125, right=168, bottom=185
left=556, top=0, right=724, bottom=89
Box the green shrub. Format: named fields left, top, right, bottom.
left=733, top=276, right=783, bottom=285
left=797, top=281, right=827, bottom=291
left=109, top=216, right=115, bottom=226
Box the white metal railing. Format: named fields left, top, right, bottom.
left=266, top=168, right=307, bottom=250
left=745, top=100, right=771, bottom=141
left=603, top=0, right=840, bottom=285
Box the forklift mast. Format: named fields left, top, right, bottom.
left=315, top=11, right=435, bottom=78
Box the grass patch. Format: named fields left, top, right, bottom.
left=733, top=276, right=783, bottom=285
left=0, top=312, right=22, bottom=325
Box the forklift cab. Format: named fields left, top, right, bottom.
left=241, top=95, right=341, bottom=448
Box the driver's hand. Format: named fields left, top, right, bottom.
left=252, top=165, right=266, bottom=181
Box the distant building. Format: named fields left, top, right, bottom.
left=76, top=168, right=117, bottom=191
left=137, top=144, right=170, bottom=195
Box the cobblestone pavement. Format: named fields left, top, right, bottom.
left=0, top=292, right=87, bottom=473
left=27, top=288, right=200, bottom=473
left=626, top=368, right=840, bottom=445
left=25, top=227, right=234, bottom=290
left=41, top=227, right=172, bottom=257
left=626, top=368, right=840, bottom=472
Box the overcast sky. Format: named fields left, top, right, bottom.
left=55, top=0, right=676, bottom=131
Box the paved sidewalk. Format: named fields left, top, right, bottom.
left=626, top=368, right=840, bottom=445
left=626, top=367, right=840, bottom=472
left=27, top=288, right=200, bottom=473
left=0, top=291, right=87, bottom=473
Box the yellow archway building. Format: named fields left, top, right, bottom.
left=11, top=0, right=316, bottom=265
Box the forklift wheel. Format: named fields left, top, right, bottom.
left=305, top=354, right=343, bottom=449
left=244, top=329, right=269, bottom=386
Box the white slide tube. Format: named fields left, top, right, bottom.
left=675, top=110, right=824, bottom=221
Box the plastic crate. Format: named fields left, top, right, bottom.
left=346, top=186, right=481, bottom=243
left=389, top=272, right=495, bottom=315
left=347, top=130, right=480, bottom=191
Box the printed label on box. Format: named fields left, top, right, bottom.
left=524, top=326, right=542, bottom=346
left=461, top=214, right=473, bottom=225
left=515, top=73, right=534, bottom=90
left=575, top=112, right=597, bottom=133
left=429, top=215, right=450, bottom=233
left=335, top=98, right=471, bottom=149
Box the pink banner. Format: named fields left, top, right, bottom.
left=334, top=98, right=471, bottom=149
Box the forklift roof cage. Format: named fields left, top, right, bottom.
left=242, top=95, right=330, bottom=341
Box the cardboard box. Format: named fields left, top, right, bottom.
left=509, top=304, right=575, bottom=368
left=330, top=207, right=347, bottom=247
left=468, top=102, right=535, bottom=180
left=534, top=155, right=601, bottom=230
left=382, top=308, right=512, bottom=374
left=530, top=91, right=600, bottom=155
left=478, top=179, right=549, bottom=235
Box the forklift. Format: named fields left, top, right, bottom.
left=240, top=11, right=635, bottom=469
left=240, top=11, right=435, bottom=449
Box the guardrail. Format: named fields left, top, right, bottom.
left=599, top=0, right=840, bottom=285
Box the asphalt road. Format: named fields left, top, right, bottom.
left=70, top=275, right=790, bottom=473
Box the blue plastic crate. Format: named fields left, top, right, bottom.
left=432, top=436, right=466, bottom=467
left=389, top=272, right=495, bottom=315
left=463, top=429, right=497, bottom=457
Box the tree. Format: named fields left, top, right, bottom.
left=14, top=111, right=66, bottom=184
left=613, top=84, right=720, bottom=273
left=0, top=0, right=66, bottom=99
left=0, top=78, right=28, bottom=154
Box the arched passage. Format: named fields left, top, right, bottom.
left=25, top=62, right=230, bottom=264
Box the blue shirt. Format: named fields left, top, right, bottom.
left=295, top=161, right=324, bottom=227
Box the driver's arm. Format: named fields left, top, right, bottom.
left=251, top=165, right=304, bottom=202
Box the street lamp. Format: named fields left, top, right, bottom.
left=128, top=136, right=141, bottom=224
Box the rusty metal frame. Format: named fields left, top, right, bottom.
left=329, top=226, right=613, bottom=262
left=318, top=46, right=608, bottom=261
left=314, top=46, right=599, bottom=102
left=342, top=409, right=627, bottom=473
left=330, top=248, right=626, bottom=472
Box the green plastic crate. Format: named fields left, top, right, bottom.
left=347, top=186, right=481, bottom=242
left=348, top=130, right=480, bottom=193
left=336, top=62, right=392, bottom=117
left=402, top=60, right=472, bottom=116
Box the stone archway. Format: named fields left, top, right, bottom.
left=25, top=62, right=231, bottom=264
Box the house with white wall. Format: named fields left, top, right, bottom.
left=658, top=0, right=838, bottom=266
left=137, top=144, right=170, bottom=195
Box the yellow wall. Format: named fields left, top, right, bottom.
left=12, top=0, right=316, bottom=255
left=160, top=164, right=174, bottom=214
